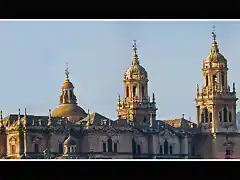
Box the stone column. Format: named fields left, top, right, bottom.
left=184, top=135, right=188, bottom=159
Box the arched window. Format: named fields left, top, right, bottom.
left=59, top=142, right=63, bottom=154
left=126, top=86, right=129, bottom=97
left=141, top=86, right=145, bottom=98
left=132, top=139, right=136, bottom=155
left=137, top=144, right=141, bottom=154
left=221, top=72, right=225, bottom=87
left=191, top=147, right=195, bottom=156
left=201, top=113, right=204, bottom=123
left=213, top=75, right=217, bottom=86
left=159, top=145, right=163, bottom=155
left=133, top=86, right=137, bottom=97
left=34, top=143, right=39, bottom=153
left=103, top=142, right=106, bottom=152
left=114, top=143, right=118, bottom=153
left=223, top=107, right=228, bottom=122
left=209, top=112, right=212, bottom=122
left=229, top=112, right=232, bottom=122
left=206, top=75, right=209, bottom=86
left=219, top=111, right=222, bottom=122
left=169, top=145, right=173, bottom=155
left=143, top=117, right=147, bottom=123
left=204, top=108, right=209, bottom=123
left=9, top=137, right=16, bottom=154
left=107, top=138, right=112, bottom=152
left=164, top=140, right=168, bottom=155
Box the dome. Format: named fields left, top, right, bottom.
left=204, top=39, right=227, bottom=65
left=127, top=64, right=148, bottom=77
left=64, top=136, right=76, bottom=146
left=51, top=104, right=87, bottom=119
left=62, top=79, right=74, bottom=89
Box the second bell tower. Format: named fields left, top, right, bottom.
left=117, top=40, right=158, bottom=126
left=195, top=26, right=238, bottom=134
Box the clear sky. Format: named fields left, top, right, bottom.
left=0, top=20, right=240, bottom=122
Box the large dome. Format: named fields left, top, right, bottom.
left=51, top=104, right=87, bottom=119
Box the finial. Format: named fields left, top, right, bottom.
left=182, top=114, right=184, bottom=119
left=233, top=82, right=236, bottom=92
left=118, top=94, right=121, bottom=104
left=48, top=109, right=51, bottom=118
left=18, top=108, right=21, bottom=117
left=212, top=25, right=216, bottom=41
left=88, top=109, right=91, bottom=123
left=48, top=109, right=52, bottom=126
left=132, top=40, right=139, bottom=65
left=133, top=40, right=137, bottom=55
left=65, top=62, right=69, bottom=80
left=24, top=108, right=27, bottom=117
left=0, top=111, right=2, bottom=120
left=196, top=84, right=199, bottom=96
left=152, top=93, right=155, bottom=102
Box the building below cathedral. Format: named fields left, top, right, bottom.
left=0, top=28, right=240, bottom=159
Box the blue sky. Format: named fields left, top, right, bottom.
left=0, top=20, right=240, bottom=122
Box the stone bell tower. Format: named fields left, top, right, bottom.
left=195, top=26, right=238, bottom=134
left=117, top=40, right=157, bottom=126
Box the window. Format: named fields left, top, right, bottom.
left=229, top=112, right=232, bottom=122
left=206, top=75, right=209, bottom=86
left=143, top=117, right=147, bottom=123
left=126, top=86, right=129, bottom=97
left=191, top=147, right=195, bottom=156
left=103, top=142, right=107, bottom=152
left=209, top=112, right=212, bottom=122
left=114, top=143, right=117, bottom=153
left=133, top=86, right=137, bottom=97
left=164, top=140, right=168, bottom=155
left=34, top=143, right=39, bottom=153
left=159, top=145, right=163, bottom=155
left=223, top=107, right=227, bottom=122
left=137, top=144, right=141, bottom=155
left=141, top=86, right=145, bottom=98
left=132, top=139, right=136, bottom=155
left=201, top=113, right=204, bottom=123
left=221, top=73, right=224, bottom=86
left=11, top=145, right=16, bottom=154
left=169, top=145, right=173, bottom=155
left=59, top=143, right=63, bottom=154
left=219, top=111, right=222, bottom=122
left=107, top=138, right=112, bottom=152
left=226, top=149, right=231, bottom=159
left=213, top=75, right=217, bottom=86
left=68, top=146, right=71, bottom=153
left=204, top=108, right=208, bottom=123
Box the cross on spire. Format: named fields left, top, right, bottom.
left=212, top=25, right=216, bottom=41
left=132, top=40, right=137, bottom=54
left=65, top=62, right=69, bottom=80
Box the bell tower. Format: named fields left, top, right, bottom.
left=117, top=40, right=158, bottom=126
left=195, top=26, right=238, bottom=134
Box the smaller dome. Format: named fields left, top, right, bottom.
left=62, top=79, right=74, bottom=88
left=127, top=64, right=148, bottom=77
left=64, top=136, right=76, bottom=146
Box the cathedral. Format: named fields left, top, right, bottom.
left=0, top=28, right=239, bottom=159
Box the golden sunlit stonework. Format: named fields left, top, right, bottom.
left=0, top=27, right=239, bottom=159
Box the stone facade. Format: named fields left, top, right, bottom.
left=0, top=29, right=240, bottom=159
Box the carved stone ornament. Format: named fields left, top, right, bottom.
left=161, top=130, right=174, bottom=140
left=106, top=127, right=117, bottom=137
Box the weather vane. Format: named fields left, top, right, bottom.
left=65, top=62, right=69, bottom=79
left=212, top=25, right=216, bottom=40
